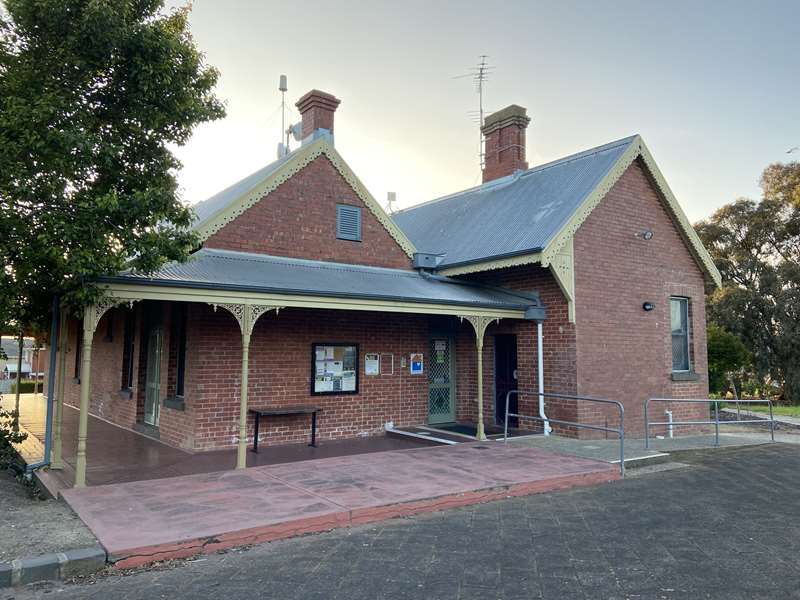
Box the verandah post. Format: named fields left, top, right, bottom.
left=74, top=306, right=94, bottom=488
left=237, top=332, right=251, bottom=469
left=460, top=315, right=499, bottom=442
left=475, top=330, right=486, bottom=441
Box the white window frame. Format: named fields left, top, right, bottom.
left=670, top=296, right=691, bottom=373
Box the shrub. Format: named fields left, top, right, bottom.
left=0, top=408, right=27, bottom=466
left=10, top=380, right=43, bottom=394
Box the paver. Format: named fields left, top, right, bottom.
left=12, top=444, right=800, bottom=599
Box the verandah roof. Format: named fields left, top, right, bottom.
left=100, top=248, right=544, bottom=315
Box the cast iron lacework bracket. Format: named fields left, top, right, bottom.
left=209, top=303, right=284, bottom=338
left=459, top=315, right=500, bottom=344
left=85, top=298, right=139, bottom=334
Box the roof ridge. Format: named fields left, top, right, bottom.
left=394, top=134, right=639, bottom=216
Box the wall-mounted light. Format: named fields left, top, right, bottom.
left=643, top=302, right=656, bottom=312
left=635, top=229, right=654, bottom=240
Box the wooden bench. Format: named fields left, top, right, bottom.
left=249, top=405, right=322, bottom=453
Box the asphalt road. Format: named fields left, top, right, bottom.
left=9, top=444, right=800, bottom=600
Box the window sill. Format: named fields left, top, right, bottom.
left=163, top=396, right=185, bottom=411
left=118, top=389, right=132, bottom=400
left=671, top=371, right=700, bottom=382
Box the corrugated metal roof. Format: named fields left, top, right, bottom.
left=392, top=135, right=638, bottom=268
left=190, top=153, right=294, bottom=226
left=105, top=249, right=541, bottom=311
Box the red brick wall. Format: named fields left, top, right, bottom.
left=456, top=265, right=578, bottom=432
left=63, top=309, right=139, bottom=430
left=572, top=159, right=709, bottom=437
left=189, top=304, right=429, bottom=450
left=203, top=155, right=412, bottom=270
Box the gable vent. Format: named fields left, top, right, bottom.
left=336, top=204, right=362, bottom=241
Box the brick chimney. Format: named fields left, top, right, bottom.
left=481, top=104, right=531, bottom=183
left=295, top=89, right=341, bottom=142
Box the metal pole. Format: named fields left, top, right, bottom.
left=42, top=297, right=58, bottom=467
left=644, top=398, right=650, bottom=449
left=618, top=404, right=625, bottom=478
left=503, top=391, right=511, bottom=443
left=768, top=400, right=775, bottom=442
left=713, top=400, right=720, bottom=447
left=13, top=328, right=23, bottom=429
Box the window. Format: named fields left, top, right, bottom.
left=170, top=304, right=187, bottom=397
left=336, top=204, right=361, bottom=241
left=312, top=343, right=359, bottom=395
left=121, top=309, right=136, bottom=390
left=670, top=297, right=690, bottom=372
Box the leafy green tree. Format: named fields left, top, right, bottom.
left=0, top=0, right=225, bottom=332
left=696, top=161, right=800, bottom=402
left=706, top=324, right=750, bottom=394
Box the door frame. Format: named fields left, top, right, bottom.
left=427, top=334, right=457, bottom=425
left=494, top=333, right=518, bottom=426
left=143, top=321, right=164, bottom=428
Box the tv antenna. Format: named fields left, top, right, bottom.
left=453, top=55, right=494, bottom=170
left=386, top=192, right=397, bottom=214
left=277, top=74, right=289, bottom=157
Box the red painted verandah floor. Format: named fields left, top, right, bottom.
left=61, top=442, right=619, bottom=568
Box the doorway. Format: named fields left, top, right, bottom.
left=494, top=334, right=518, bottom=426
left=427, top=336, right=456, bottom=424
left=143, top=324, right=163, bottom=427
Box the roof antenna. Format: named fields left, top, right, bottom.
left=453, top=55, right=493, bottom=172
left=277, top=74, right=289, bottom=158
left=386, top=192, right=397, bottom=214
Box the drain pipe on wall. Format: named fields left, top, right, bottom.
left=25, top=296, right=59, bottom=476
left=537, top=321, right=552, bottom=435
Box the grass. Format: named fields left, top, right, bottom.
left=733, top=403, right=800, bottom=417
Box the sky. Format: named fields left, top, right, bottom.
left=166, top=0, right=799, bottom=223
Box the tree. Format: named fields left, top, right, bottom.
left=706, top=324, right=750, bottom=394
left=696, top=161, right=800, bottom=402
left=0, top=0, right=225, bottom=332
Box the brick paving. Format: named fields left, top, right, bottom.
left=11, top=443, right=800, bottom=599
left=60, top=443, right=616, bottom=568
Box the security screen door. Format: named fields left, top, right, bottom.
left=428, top=337, right=456, bottom=424
left=144, top=325, right=163, bottom=427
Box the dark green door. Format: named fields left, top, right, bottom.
left=428, top=337, right=455, bottom=424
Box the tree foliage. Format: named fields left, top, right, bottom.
left=0, top=0, right=225, bottom=332
left=696, top=162, right=800, bottom=402
left=706, top=323, right=750, bottom=394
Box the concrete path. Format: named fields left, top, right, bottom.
left=722, top=406, right=800, bottom=428
left=60, top=442, right=618, bottom=568
left=509, top=429, right=794, bottom=468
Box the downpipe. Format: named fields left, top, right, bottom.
left=537, top=321, right=551, bottom=435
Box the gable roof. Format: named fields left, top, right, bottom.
left=394, top=135, right=636, bottom=268
left=103, top=248, right=542, bottom=313
left=190, top=136, right=416, bottom=257
left=393, top=135, right=721, bottom=286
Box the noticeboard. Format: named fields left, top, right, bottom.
left=312, top=343, right=359, bottom=395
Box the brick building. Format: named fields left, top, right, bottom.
left=56, top=90, right=721, bottom=487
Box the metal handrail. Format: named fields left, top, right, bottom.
left=504, top=391, right=626, bottom=477
left=644, top=397, right=776, bottom=449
